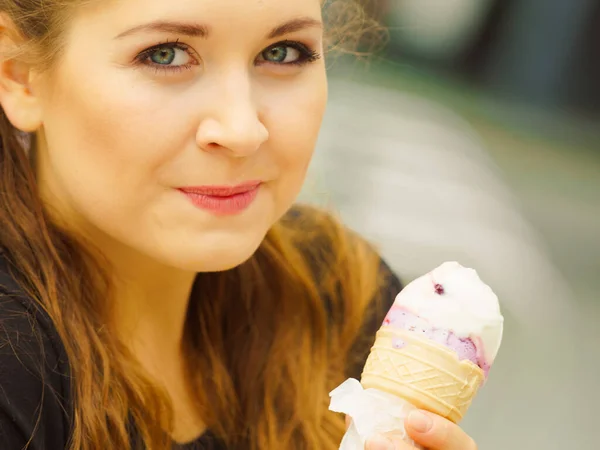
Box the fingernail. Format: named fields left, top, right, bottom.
left=408, top=410, right=433, bottom=433
left=366, top=434, right=395, bottom=450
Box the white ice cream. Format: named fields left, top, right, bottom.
left=393, top=261, right=504, bottom=364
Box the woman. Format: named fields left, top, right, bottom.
left=0, top=0, right=478, bottom=449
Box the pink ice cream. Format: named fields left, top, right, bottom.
left=382, top=262, right=503, bottom=377
left=383, top=307, right=490, bottom=375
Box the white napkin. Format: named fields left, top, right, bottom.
left=328, top=379, right=420, bottom=449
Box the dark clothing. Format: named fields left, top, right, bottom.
left=0, top=251, right=401, bottom=449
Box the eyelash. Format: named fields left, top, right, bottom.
left=134, top=39, right=321, bottom=74
left=134, top=39, right=198, bottom=74
left=259, top=40, right=322, bottom=66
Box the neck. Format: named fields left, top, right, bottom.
left=103, top=243, right=208, bottom=442
left=109, top=250, right=197, bottom=365
left=69, top=221, right=200, bottom=367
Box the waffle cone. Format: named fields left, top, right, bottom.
left=360, top=327, right=484, bottom=423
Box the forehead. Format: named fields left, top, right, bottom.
left=74, top=0, right=323, bottom=36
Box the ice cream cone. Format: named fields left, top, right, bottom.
left=360, top=327, right=484, bottom=423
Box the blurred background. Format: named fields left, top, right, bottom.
left=304, top=1, right=599, bottom=448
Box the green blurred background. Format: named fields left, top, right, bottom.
left=306, top=1, right=599, bottom=448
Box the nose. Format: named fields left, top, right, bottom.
left=195, top=75, right=269, bottom=157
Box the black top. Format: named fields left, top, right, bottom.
left=0, top=252, right=402, bottom=450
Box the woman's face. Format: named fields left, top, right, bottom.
left=32, top=0, right=327, bottom=272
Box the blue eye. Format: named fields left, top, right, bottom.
left=262, top=45, right=297, bottom=63
left=150, top=47, right=177, bottom=65
left=258, top=40, right=320, bottom=66
left=135, top=41, right=199, bottom=73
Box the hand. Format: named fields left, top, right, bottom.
left=359, top=410, right=478, bottom=450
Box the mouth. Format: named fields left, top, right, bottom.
left=177, top=181, right=262, bottom=215
left=178, top=181, right=262, bottom=197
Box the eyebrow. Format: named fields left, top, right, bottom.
left=115, top=21, right=209, bottom=39
left=115, top=17, right=322, bottom=40
left=268, top=17, right=323, bottom=39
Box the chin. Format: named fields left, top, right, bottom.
left=165, top=236, right=264, bottom=273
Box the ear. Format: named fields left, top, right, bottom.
left=0, top=14, right=43, bottom=133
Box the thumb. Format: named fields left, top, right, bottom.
left=405, top=410, right=477, bottom=450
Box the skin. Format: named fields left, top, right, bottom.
left=3, top=1, right=328, bottom=414
left=346, top=411, right=478, bottom=450
left=0, top=0, right=477, bottom=447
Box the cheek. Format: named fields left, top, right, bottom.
left=266, top=75, right=327, bottom=216
left=39, top=62, right=195, bottom=205
left=35, top=71, right=202, bottom=254
left=265, top=72, right=327, bottom=180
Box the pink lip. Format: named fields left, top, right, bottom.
left=178, top=181, right=261, bottom=215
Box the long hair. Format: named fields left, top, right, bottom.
left=0, top=1, right=387, bottom=448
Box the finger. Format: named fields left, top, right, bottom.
left=345, top=415, right=352, bottom=430
left=365, top=434, right=413, bottom=450
left=405, top=411, right=477, bottom=450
